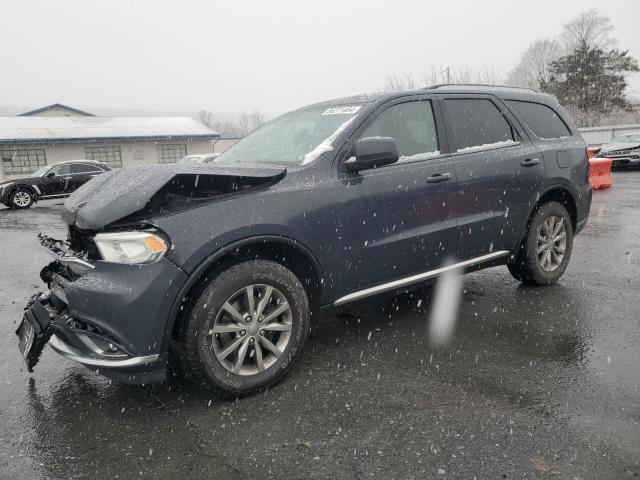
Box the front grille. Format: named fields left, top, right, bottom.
left=68, top=226, right=100, bottom=260
left=606, top=148, right=634, bottom=156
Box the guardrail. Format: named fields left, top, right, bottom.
left=579, top=123, right=640, bottom=147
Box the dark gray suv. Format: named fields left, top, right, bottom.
left=16, top=85, right=592, bottom=396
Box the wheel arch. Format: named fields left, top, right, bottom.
left=535, top=185, right=578, bottom=231
left=512, top=184, right=578, bottom=258
left=162, top=235, right=324, bottom=355
left=8, top=183, right=39, bottom=202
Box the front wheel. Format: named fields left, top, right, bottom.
left=508, top=201, right=574, bottom=285
left=178, top=259, right=310, bottom=397
left=10, top=188, right=34, bottom=209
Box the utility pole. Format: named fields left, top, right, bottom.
left=441, top=66, right=450, bottom=83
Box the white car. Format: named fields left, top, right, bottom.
left=178, top=153, right=220, bottom=164
left=596, top=132, right=640, bottom=169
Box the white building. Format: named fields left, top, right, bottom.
left=0, top=104, right=239, bottom=182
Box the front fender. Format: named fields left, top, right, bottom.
left=159, top=234, right=324, bottom=353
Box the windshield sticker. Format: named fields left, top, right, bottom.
left=321, top=106, right=362, bottom=115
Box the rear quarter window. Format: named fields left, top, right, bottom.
left=506, top=100, right=572, bottom=139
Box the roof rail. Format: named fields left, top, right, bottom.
left=424, top=83, right=539, bottom=93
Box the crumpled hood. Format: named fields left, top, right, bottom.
left=63, top=163, right=286, bottom=230
left=599, top=142, right=640, bottom=154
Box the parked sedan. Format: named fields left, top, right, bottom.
left=0, top=160, right=110, bottom=209
left=596, top=131, right=640, bottom=169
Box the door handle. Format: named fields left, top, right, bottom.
left=426, top=173, right=452, bottom=183
left=62, top=176, right=73, bottom=180
left=521, top=158, right=540, bottom=167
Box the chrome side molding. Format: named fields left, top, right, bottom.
left=333, top=250, right=510, bottom=306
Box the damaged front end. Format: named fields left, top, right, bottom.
left=16, top=163, right=287, bottom=383
left=17, top=233, right=162, bottom=380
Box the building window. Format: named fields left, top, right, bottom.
left=1, top=147, right=47, bottom=175
left=85, top=145, right=122, bottom=168
left=157, top=143, right=187, bottom=163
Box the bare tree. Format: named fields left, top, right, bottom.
left=384, top=73, right=417, bottom=92
left=211, top=120, right=243, bottom=138
left=506, top=39, right=561, bottom=89
left=454, top=65, right=502, bottom=85
left=559, top=9, right=616, bottom=52
left=238, top=110, right=266, bottom=137
left=198, top=109, right=214, bottom=128
left=199, top=109, right=265, bottom=138
left=506, top=10, right=617, bottom=90
left=423, top=65, right=450, bottom=85
left=421, top=65, right=502, bottom=86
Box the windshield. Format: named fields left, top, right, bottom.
left=217, top=105, right=362, bottom=166
left=611, top=132, right=640, bottom=143
left=31, top=166, right=50, bottom=177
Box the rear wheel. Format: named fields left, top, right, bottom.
left=178, top=260, right=310, bottom=397
left=10, top=188, right=34, bottom=209
left=508, top=201, right=574, bottom=285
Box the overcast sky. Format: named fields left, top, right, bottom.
left=1, top=0, right=638, bottom=117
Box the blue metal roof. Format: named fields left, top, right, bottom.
left=18, top=103, right=95, bottom=117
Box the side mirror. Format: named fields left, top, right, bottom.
left=46, top=171, right=56, bottom=178
left=344, top=137, right=399, bottom=172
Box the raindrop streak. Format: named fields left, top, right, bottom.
left=427, top=264, right=463, bottom=346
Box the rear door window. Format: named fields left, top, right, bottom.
left=506, top=100, right=572, bottom=139
left=360, top=100, right=439, bottom=161
left=443, top=99, right=516, bottom=152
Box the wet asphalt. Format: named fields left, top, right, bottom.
left=0, top=172, right=639, bottom=480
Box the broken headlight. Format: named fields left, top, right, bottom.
left=94, top=231, right=168, bottom=265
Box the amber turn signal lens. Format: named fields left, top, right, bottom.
left=143, top=235, right=167, bottom=253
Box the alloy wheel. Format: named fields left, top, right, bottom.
left=536, top=215, right=567, bottom=272
left=208, top=284, right=293, bottom=376
left=13, top=191, right=31, bottom=207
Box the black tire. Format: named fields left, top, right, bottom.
left=178, top=259, right=310, bottom=397
left=508, top=201, right=574, bottom=286
left=9, top=187, right=34, bottom=209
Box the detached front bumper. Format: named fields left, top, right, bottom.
left=17, top=234, right=188, bottom=384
